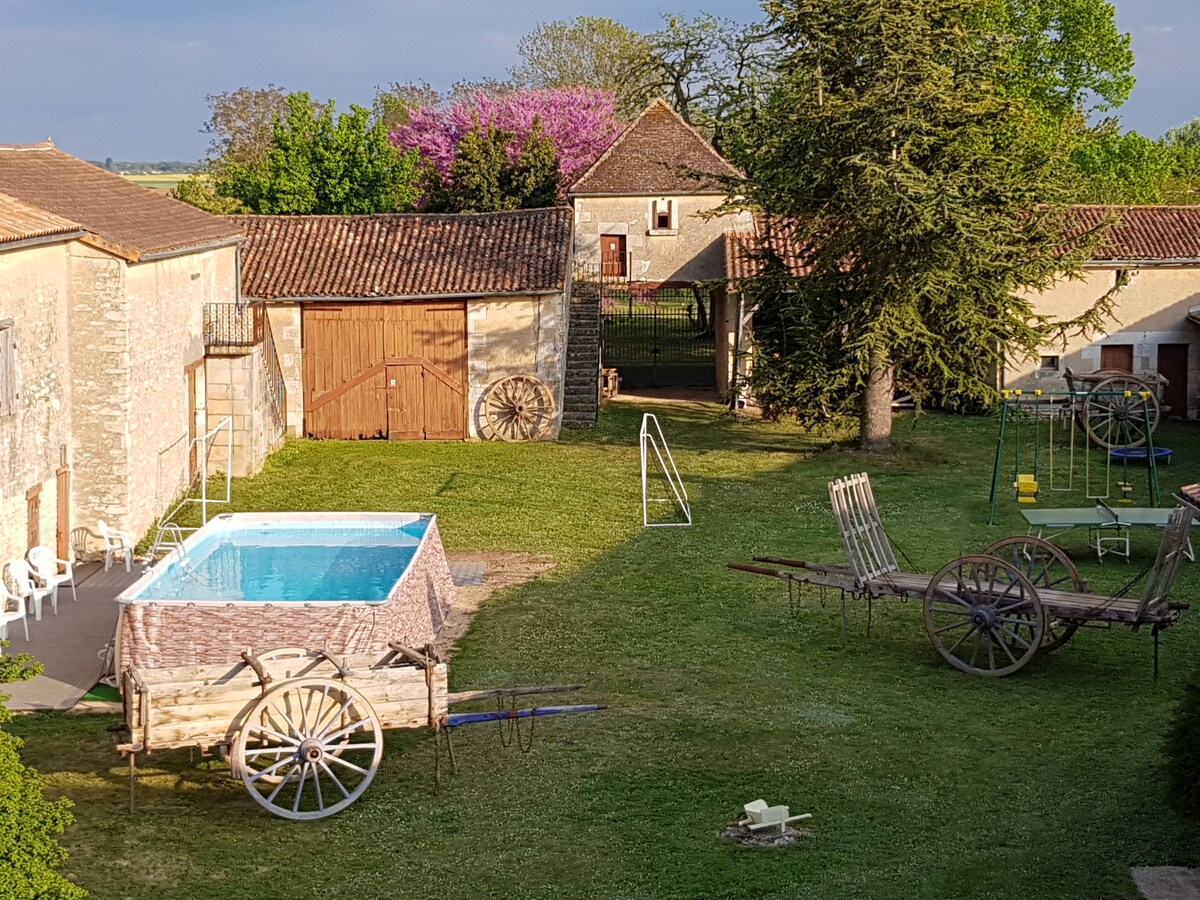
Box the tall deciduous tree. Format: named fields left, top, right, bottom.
left=738, top=0, right=1109, bottom=451
left=218, top=93, right=421, bottom=214
left=201, top=85, right=291, bottom=172
left=510, top=17, right=659, bottom=119
left=973, top=0, right=1134, bottom=115
left=391, top=88, right=621, bottom=205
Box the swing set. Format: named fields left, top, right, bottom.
left=987, top=383, right=1162, bottom=525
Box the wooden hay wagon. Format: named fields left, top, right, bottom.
left=115, top=644, right=598, bottom=820
left=1063, top=367, right=1168, bottom=449
left=730, top=473, right=1193, bottom=678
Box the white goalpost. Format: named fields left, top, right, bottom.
left=640, top=413, right=691, bottom=527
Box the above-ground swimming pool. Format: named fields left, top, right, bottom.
left=116, top=512, right=456, bottom=673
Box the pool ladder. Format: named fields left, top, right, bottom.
left=146, top=522, right=187, bottom=570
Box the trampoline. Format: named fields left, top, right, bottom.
left=1109, top=446, right=1173, bottom=464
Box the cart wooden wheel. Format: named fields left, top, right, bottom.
left=983, top=536, right=1084, bottom=653
left=480, top=375, right=557, bottom=441
left=233, top=677, right=383, bottom=820
left=923, top=555, right=1045, bottom=677
left=1079, top=374, right=1159, bottom=449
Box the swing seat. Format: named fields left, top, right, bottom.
left=1014, top=474, right=1038, bottom=503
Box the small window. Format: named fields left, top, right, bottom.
left=1039, top=355, right=1060, bottom=371
left=648, top=198, right=677, bottom=234
left=0, top=321, right=14, bottom=416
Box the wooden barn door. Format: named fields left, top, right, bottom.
left=1100, top=344, right=1133, bottom=372
left=303, top=302, right=466, bottom=440
left=1157, top=344, right=1189, bottom=417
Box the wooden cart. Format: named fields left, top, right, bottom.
left=115, top=644, right=598, bottom=820
left=730, top=473, right=1193, bottom=678
left=1063, top=367, right=1168, bottom=448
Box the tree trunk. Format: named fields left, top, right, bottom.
left=860, top=358, right=895, bottom=452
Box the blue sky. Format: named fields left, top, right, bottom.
left=1, top=0, right=1197, bottom=161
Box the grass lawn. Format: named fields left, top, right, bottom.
left=10, top=400, right=1200, bottom=898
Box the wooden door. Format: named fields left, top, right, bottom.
left=26, top=484, right=40, bottom=549
left=1100, top=344, right=1133, bottom=372
left=385, top=364, right=424, bottom=439
left=1157, top=344, right=1189, bottom=417
left=303, top=303, right=466, bottom=440
left=56, top=468, right=70, bottom=559
left=601, top=234, right=626, bottom=277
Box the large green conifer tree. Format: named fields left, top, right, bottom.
left=738, top=0, right=1112, bottom=449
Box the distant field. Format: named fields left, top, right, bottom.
left=123, top=173, right=189, bottom=191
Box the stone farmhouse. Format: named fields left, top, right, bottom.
left=0, top=142, right=288, bottom=564
left=569, top=99, right=753, bottom=394
left=1006, top=206, right=1200, bottom=418
left=232, top=208, right=575, bottom=441
left=726, top=206, right=1200, bottom=419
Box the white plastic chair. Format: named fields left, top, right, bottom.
left=27, top=545, right=77, bottom=610
left=97, top=520, right=133, bottom=572
left=1, top=560, right=38, bottom=635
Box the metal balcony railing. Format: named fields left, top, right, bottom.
left=204, top=303, right=263, bottom=348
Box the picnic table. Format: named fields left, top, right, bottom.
left=1022, top=502, right=1195, bottom=562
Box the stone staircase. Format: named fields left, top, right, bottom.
left=561, top=286, right=601, bottom=428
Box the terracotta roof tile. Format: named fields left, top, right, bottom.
left=728, top=206, right=1200, bottom=282
left=569, top=99, right=741, bottom=196
left=0, top=142, right=242, bottom=259
left=1071, top=206, right=1200, bottom=262
left=231, top=208, right=574, bottom=299
left=725, top=216, right=811, bottom=281
left=0, top=192, right=83, bottom=246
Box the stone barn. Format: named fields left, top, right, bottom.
left=233, top=208, right=574, bottom=441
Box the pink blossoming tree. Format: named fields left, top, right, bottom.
left=391, top=87, right=623, bottom=203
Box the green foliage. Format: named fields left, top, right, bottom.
left=216, top=93, right=421, bottom=214
left=1166, top=117, right=1200, bottom=148
left=509, top=17, right=659, bottom=119
left=170, top=175, right=248, bottom=214
left=1067, top=122, right=1176, bottom=203
left=972, top=0, right=1134, bottom=115
left=425, top=119, right=559, bottom=213
left=738, top=0, right=1108, bottom=444
left=0, top=647, right=85, bottom=899
left=1166, top=670, right=1200, bottom=817
left=372, top=81, right=443, bottom=135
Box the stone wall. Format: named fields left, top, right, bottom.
left=0, top=240, right=72, bottom=561
left=66, top=246, right=130, bottom=538
left=1007, top=266, right=1200, bottom=417
left=121, top=246, right=237, bottom=539
left=574, top=196, right=752, bottom=283
left=466, top=293, right=567, bottom=439
left=205, top=344, right=285, bottom=477
left=265, top=304, right=303, bottom=435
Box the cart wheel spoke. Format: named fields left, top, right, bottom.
left=318, top=759, right=352, bottom=799
left=924, top=555, right=1044, bottom=677
left=234, top=678, right=383, bottom=820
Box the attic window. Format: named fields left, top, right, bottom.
left=648, top=198, right=678, bottom=235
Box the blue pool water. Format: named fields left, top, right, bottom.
left=129, top=518, right=430, bottom=603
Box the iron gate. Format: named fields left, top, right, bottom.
left=598, top=286, right=716, bottom=388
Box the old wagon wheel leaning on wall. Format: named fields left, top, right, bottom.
left=1078, top=373, right=1161, bottom=449
left=480, top=375, right=557, bottom=441
left=983, top=536, right=1086, bottom=653
left=923, top=555, right=1045, bottom=677
left=233, top=678, right=384, bottom=820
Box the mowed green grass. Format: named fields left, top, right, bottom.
left=123, top=174, right=188, bottom=191
left=10, top=401, right=1200, bottom=899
